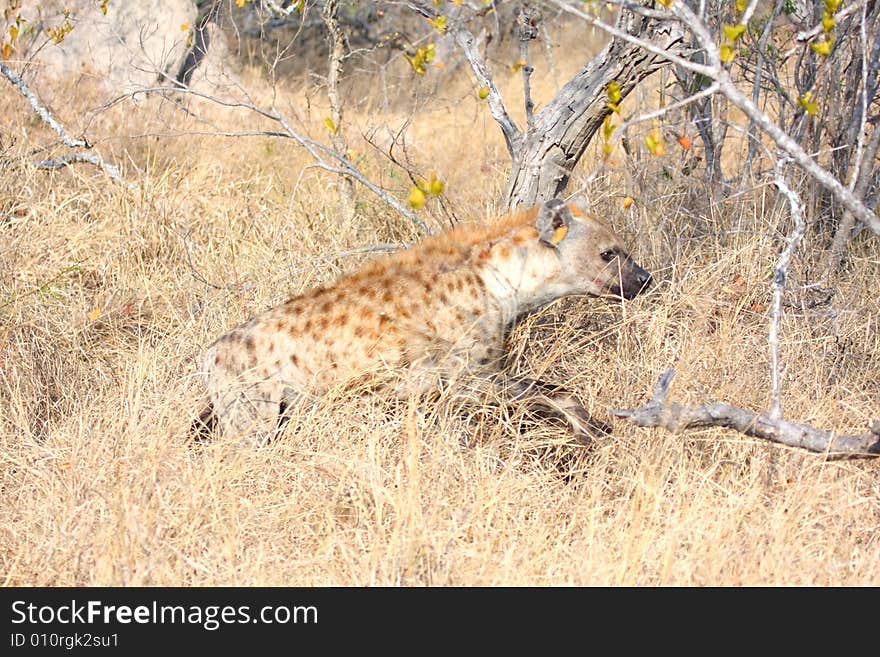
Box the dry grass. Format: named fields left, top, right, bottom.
left=1, top=34, right=879, bottom=587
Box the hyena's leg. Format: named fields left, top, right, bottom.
left=213, top=380, right=287, bottom=444
left=275, top=388, right=306, bottom=436
left=493, top=374, right=611, bottom=443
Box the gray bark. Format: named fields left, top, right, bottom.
left=175, top=0, right=222, bottom=88
left=612, top=369, right=880, bottom=456
left=505, top=13, right=687, bottom=208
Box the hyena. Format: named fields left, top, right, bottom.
left=195, top=198, right=651, bottom=442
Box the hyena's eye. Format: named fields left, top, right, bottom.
left=600, top=250, right=617, bottom=263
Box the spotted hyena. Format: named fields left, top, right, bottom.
left=195, top=198, right=651, bottom=442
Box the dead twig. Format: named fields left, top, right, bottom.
left=409, top=1, right=522, bottom=155
left=611, top=369, right=880, bottom=456
left=1, top=61, right=130, bottom=186
left=517, top=5, right=539, bottom=132
left=0, top=62, right=88, bottom=149
left=322, top=0, right=357, bottom=224
left=768, top=160, right=807, bottom=421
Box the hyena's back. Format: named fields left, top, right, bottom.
left=201, top=233, right=511, bottom=437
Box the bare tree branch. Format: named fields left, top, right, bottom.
left=611, top=369, right=880, bottom=456
left=409, top=1, right=522, bottom=155
left=556, top=0, right=880, bottom=237
left=32, top=152, right=132, bottom=188
left=769, top=162, right=807, bottom=421
left=828, top=124, right=880, bottom=270
left=616, top=81, right=719, bottom=132
left=102, top=84, right=432, bottom=234
left=664, top=1, right=880, bottom=237
left=1, top=61, right=134, bottom=187
left=1, top=62, right=88, bottom=149
left=508, top=3, right=687, bottom=206
left=551, top=1, right=711, bottom=77
left=322, top=0, right=356, bottom=224
left=175, top=0, right=222, bottom=88
left=796, top=1, right=864, bottom=43
left=517, top=5, right=539, bottom=132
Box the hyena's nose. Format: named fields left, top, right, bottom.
left=623, top=262, right=652, bottom=299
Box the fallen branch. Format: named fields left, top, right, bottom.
left=611, top=369, right=880, bottom=456
left=33, top=152, right=132, bottom=188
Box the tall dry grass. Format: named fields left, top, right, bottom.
left=1, top=28, right=878, bottom=586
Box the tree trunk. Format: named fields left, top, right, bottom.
left=175, top=0, right=222, bottom=88
left=505, top=14, right=687, bottom=208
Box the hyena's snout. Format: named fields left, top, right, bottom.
left=619, top=258, right=652, bottom=300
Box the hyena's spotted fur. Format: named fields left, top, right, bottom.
left=196, top=198, right=652, bottom=442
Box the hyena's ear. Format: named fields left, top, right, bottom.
left=536, top=198, right=573, bottom=248
left=567, top=194, right=590, bottom=214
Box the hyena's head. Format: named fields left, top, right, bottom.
left=536, top=198, right=652, bottom=300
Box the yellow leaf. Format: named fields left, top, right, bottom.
left=430, top=15, right=447, bottom=33
left=606, top=80, right=622, bottom=105
left=602, top=115, right=616, bottom=140
left=405, top=53, right=425, bottom=75
left=478, top=86, right=489, bottom=100
left=323, top=117, right=337, bottom=133
left=735, top=0, right=747, bottom=11
left=811, top=39, right=831, bottom=56
left=602, top=142, right=614, bottom=157
left=822, top=16, right=835, bottom=32
left=623, top=196, right=634, bottom=209
left=9, top=24, right=18, bottom=41
left=719, top=44, right=736, bottom=63
left=656, top=0, right=673, bottom=7
left=236, top=0, right=247, bottom=7
left=511, top=58, right=526, bottom=73
left=406, top=45, right=434, bottom=75
left=723, top=23, right=746, bottom=42
left=408, top=186, right=426, bottom=209
left=180, top=22, right=189, bottom=32
left=797, top=92, right=818, bottom=115
left=645, top=128, right=665, bottom=156
left=606, top=81, right=622, bottom=113
left=428, top=173, right=445, bottom=196
left=88, top=307, right=101, bottom=322
left=296, top=0, right=305, bottom=12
